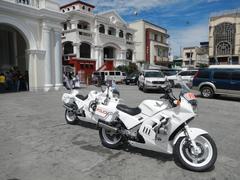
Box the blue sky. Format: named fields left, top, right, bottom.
left=59, top=0, right=240, bottom=56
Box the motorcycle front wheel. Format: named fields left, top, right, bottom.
left=174, top=134, right=217, bottom=172
left=99, top=127, right=123, bottom=149
left=65, top=109, right=78, bottom=125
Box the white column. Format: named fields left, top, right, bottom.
left=95, top=47, right=103, bottom=70
left=91, top=45, right=95, bottom=60
left=54, top=30, right=63, bottom=90
left=73, top=43, right=80, bottom=58
left=42, top=26, right=53, bottom=91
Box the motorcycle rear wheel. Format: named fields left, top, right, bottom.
left=174, top=134, right=217, bottom=172
left=65, top=109, right=78, bottom=125
left=99, top=127, right=123, bottom=149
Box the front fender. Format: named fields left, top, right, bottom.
left=173, top=127, right=208, bottom=145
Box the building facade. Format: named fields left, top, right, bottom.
left=209, top=10, right=240, bottom=65
left=0, top=0, right=67, bottom=91
left=182, top=43, right=209, bottom=68
left=129, top=20, right=169, bottom=67
left=61, top=1, right=135, bottom=78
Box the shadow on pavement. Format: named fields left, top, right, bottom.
left=121, top=144, right=173, bottom=162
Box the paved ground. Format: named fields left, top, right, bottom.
left=0, top=85, right=240, bottom=180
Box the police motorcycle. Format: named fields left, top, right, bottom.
left=97, top=82, right=217, bottom=171
left=62, top=80, right=120, bottom=125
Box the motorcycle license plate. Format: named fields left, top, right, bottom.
left=184, top=93, right=196, bottom=100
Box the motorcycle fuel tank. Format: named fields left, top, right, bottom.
left=139, top=100, right=168, bottom=117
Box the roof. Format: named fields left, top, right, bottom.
left=130, top=19, right=167, bottom=32
left=209, top=65, right=240, bottom=69
left=60, top=0, right=95, bottom=9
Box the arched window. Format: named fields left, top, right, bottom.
left=77, top=21, right=90, bottom=30
left=63, top=42, right=73, bottom=54
left=80, top=43, right=91, bottom=58
left=99, top=24, right=105, bottom=33
left=119, top=30, right=123, bottom=38
left=104, top=46, right=116, bottom=59
left=216, top=42, right=231, bottom=55
left=126, top=33, right=133, bottom=41
left=126, top=49, right=133, bottom=60
left=108, top=27, right=116, bottom=36
left=214, top=22, right=235, bottom=55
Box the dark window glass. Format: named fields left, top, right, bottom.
left=116, top=72, right=120, bottom=75
left=197, top=70, right=210, bottom=78
left=232, top=71, right=240, bottom=81
left=82, top=6, right=85, bottom=10
left=213, top=71, right=231, bottom=80
left=179, top=71, right=188, bottom=76
left=189, top=71, right=197, bottom=76
left=88, top=8, right=91, bottom=12
left=109, top=72, right=114, bottom=75
left=73, top=6, right=75, bottom=9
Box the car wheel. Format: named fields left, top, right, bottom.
left=201, top=86, right=214, bottom=98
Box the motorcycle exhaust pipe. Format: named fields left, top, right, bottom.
left=98, top=121, right=118, bottom=132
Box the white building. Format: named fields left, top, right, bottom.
left=61, top=1, right=136, bottom=78
left=0, top=0, right=67, bottom=91
left=129, top=20, right=169, bottom=68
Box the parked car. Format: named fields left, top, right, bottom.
left=192, top=65, right=240, bottom=98
left=167, top=69, right=198, bottom=87
left=138, top=70, right=167, bottom=92
left=125, top=72, right=139, bottom=85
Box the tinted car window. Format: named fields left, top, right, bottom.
left=197, top=70, right=210, bottom=78
left=115, top=72, right=121, bottom=75
left=189, top=71, right=197, bottom=76
left=232, top=71, right=240, bottom=81
left=144, top=71, right=164, bottom=78
left=109, top=72, right=114, bottom=75
left=213, top=71, right=231, bottom=80
left=179, top=71, right=188, bottom=76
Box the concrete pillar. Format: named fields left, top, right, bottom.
left=42, top=26, right=53, bottom=91
left=95, top=47, right=103, bottom=70
left=73, top=43, right=81, bottom=58
left=54, top=30, right=63, bottom=90
left=105, top=25, right=109, bottom=35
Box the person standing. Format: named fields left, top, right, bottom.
left=0, top=72, right=6, bottom=93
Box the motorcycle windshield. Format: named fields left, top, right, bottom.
left=179, top=81, right=191, bottom=96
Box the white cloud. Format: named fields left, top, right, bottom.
left=169, top=22, right=209, bottom=56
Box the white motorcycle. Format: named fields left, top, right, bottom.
left=97, top=83, right=217, bottom=171
left=62, top=82, right=120, bottom=125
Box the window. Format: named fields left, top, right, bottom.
left=157, top=48, right=161, bottom=56
left=67, top=8, right=70, bottom=11
left=232, top=71, right=240, bottom=81
left=115, top=72, right=121, bottom=76
left=197, top=70, right=210, bottom=79
left=189, top=71, right=197, bottom=76
left=154, top=34, right=158, bottom=41
left=82, top=6, right=85, bottom=10
left=178, top=71, right=189, bottom=76
left=73, top=6, right=75, bottom=9
left=63, top=23, right=67, bottom=30
left=213, top=71, right=231, bottom=80
left=109, top=72, right=114, bottom=75
left=88, top=8, right=91, bottom=12
left=62, top=10, right=65, bottom=13
left=99, top=24, right=105, bottom=33
left=119, top=30, right=123, bottom=38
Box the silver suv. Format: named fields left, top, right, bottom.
left=138, top=70, right=167, bottom=92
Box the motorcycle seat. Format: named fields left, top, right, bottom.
left=76, top=94, right=88, bottom=101
left=116, top=104, right=141, bottom=116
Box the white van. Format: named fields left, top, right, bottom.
left=104, top=71, right=126, bottom=83
left=92, top=71, right=126, bottom=84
